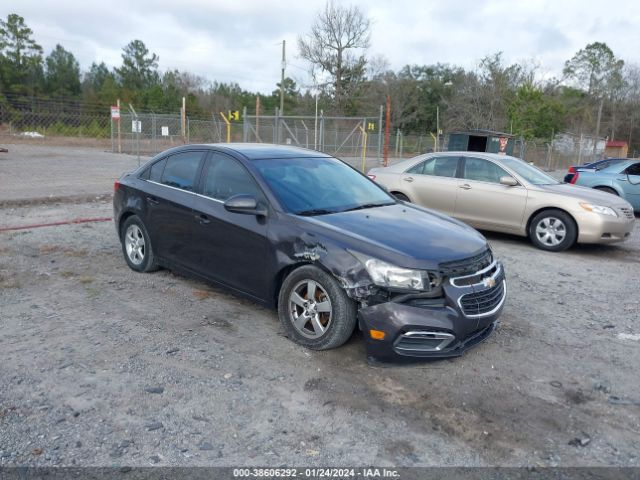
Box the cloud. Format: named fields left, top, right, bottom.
left=1, top=0, right=638, bottom=94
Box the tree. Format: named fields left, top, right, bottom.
left=507, top=84, right=564, bottom=139
left=272, top=77, right=299, bottom=113
left=0, top=13, right=44, bottom=96
left=298, top=2, right=370, bottom=112
left=563, top=42, right=624, bottom=97
left=45, top=44, right=81, bottom=97
left=116, top=40, right=159, bottom=95
left=563, top=42, right=624, bottom=140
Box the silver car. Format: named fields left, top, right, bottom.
left=368, top=152, right=635, bottom=251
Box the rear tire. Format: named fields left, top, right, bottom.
left=120, top=215, right=159, bottom=272
left=278, top=265, right=357, bottom=350
left=594, top=186, right=618, bottom=196
left=528, top=209, right=577, bottom=252
left=393, top=192, right=410, bottom=202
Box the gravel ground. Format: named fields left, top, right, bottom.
left=1, top=199, right=639, bottom=468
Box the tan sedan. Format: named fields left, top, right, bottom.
left=368, top=152, right=635, bottom=251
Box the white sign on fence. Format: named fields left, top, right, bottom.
left=161, top=126, right=169, bottom=136
left=131, top=120, right=142, bottom=133
left=111, top=106, right=120, bottom=120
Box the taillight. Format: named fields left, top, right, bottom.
left=367, top=174, right=377, bottom=180
left=568, top=166, right=576, bottom=173
left=570, top=172, right=579, bottom=184
left=114, top=180, right=121, bottom=191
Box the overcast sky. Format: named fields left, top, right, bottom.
left=2, top=0, right=638, bottom=93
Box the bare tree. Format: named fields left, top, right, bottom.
left=298, top=1, right=371, bottom=111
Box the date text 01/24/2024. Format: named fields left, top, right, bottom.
left=232, top=468, right=400, bottom=478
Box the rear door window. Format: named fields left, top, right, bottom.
left=160, top=151, right=204, bottom=191
left=407, top=157, right=459, bottom=177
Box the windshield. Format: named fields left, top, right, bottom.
left=499, top=156, right=560, bottom=185
left=253, top=157, right=395, bottom=215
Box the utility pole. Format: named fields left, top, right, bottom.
left=280, top=40, right=286, bottom=115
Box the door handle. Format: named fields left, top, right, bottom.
left=459, top=184, right=472, bottom=190
left=146, top=196, right=159, bottom=205
left=403, top=177, right=414, bottom=183
left=195, top=213, right=211, bottom=225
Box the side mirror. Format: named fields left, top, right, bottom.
left=224, top=194, right=267, bottom=216
left=499, top=176, right=519, bottom=187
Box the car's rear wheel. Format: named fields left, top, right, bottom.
left=393, top=192, right=410, bottom=202
left=278, top=265, right=356, bottom=350
left=594, top=186, right=618, bottom=196
left=528, top=209, right=577, bottom=252
left=120, top=215, right=158, bottom=272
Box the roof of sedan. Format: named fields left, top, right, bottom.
left=204, top=143, right=332, bottom=160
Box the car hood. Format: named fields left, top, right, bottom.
left=532, top=183, right=631, bottom=207
left=295, top=203, right=488, bottom=270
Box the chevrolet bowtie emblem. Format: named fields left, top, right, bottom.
left=483, top=277, right=496, bottom=288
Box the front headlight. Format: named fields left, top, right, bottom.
left=351, top=252, right=441, bottom=291
left=579, top=202, right=618, bottom=217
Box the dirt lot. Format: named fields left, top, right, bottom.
left=1, top=196, right=639, bottom=468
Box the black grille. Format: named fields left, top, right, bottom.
left=395, top=336, right=445, bottom=352
left=460, top=281, right=504, bottom=316
left=439, top=249, right=492, bottom=277
left=617, top=207, right=635, bottom=220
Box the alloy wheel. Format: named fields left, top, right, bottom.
left=288, top=279, right=333, bottom=339
left=125, top=224, right=146, bottom=265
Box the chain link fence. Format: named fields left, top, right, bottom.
left=0, top=97, right=608, bottom=174
left=0, top=102, right=111, bottom=149
left=511, top=133, right=606, bottom=171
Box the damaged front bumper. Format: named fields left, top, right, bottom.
left=358, top=260, right=506, bottom=361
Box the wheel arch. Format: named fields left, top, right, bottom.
left=117, top=211, right=137, bottom=238
left=525, top=206, right=579, bottom=239
left=592, top=184, right=622, bottom=196
left=390, top=190, right=411, bottom=201
left=272, top=261, right=314, bottom=307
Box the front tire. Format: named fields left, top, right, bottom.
left=528, top=209, right=577, bottom=252
left=278, top=265, right=357, bottom=350
left=120, top=215, right=159, bottom=272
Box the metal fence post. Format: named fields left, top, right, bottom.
left=242, top=107, right=248, bottom=143
left=152, top=113, right=156, bottom=155
left=319, top=110, right=325, bottom=152
left=377, top=105, right=383, bottom=166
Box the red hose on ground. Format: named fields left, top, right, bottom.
left=0, top=217, right=113, bottom=233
